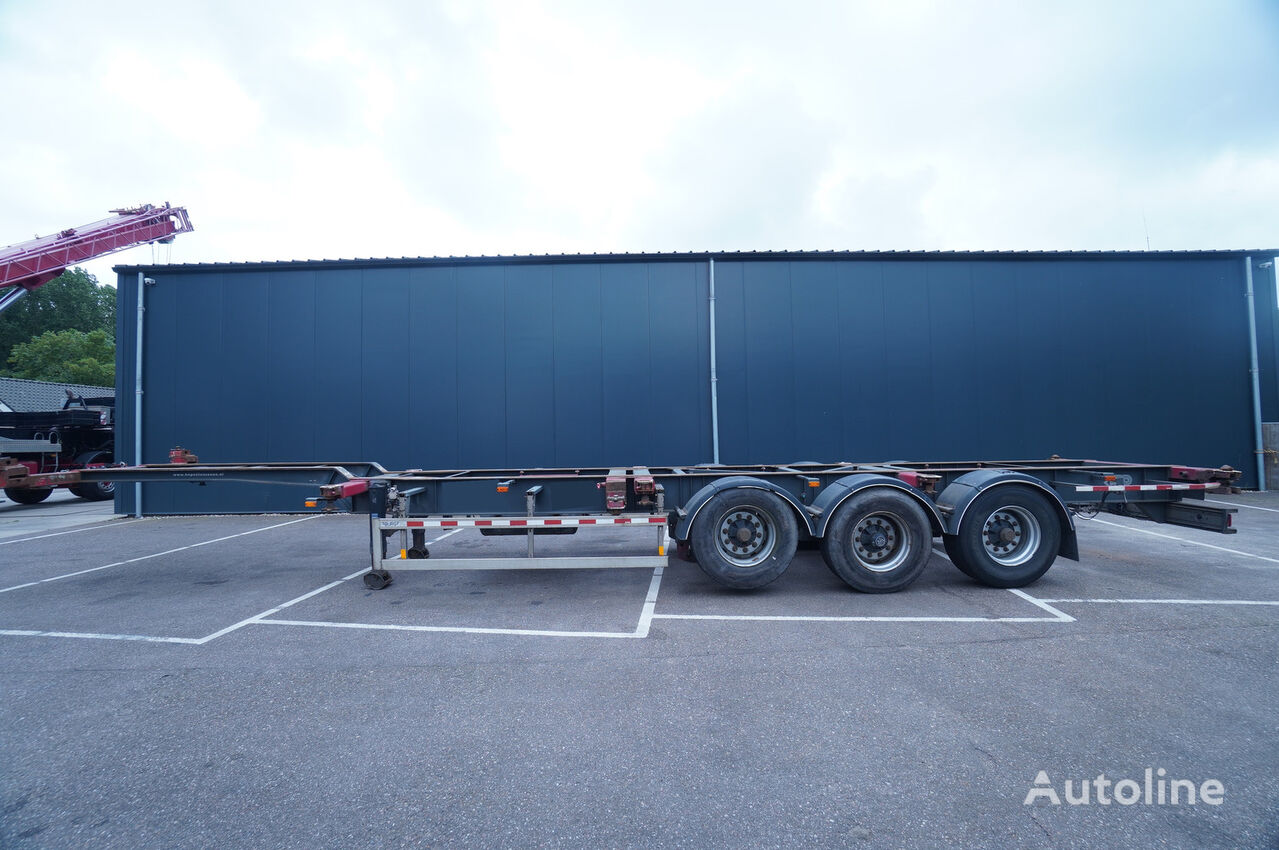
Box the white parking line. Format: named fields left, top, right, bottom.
left=1207, top=498, right=1279, bottom=514
left=1038, top=598, right=1279, bottom=606
left=653, top=551, right=1073, bottom=624
left=1007, top=589, right=1075, bottom=622
left=635, top=566, right=665, bottom=637
left=255, top=619, right=643, bottom=639
left=0, top=528, right=543, bottom=645
left=652, top=612, right=1037, bottom=623
left=191, top=578, right=353, bottom=643
left=0, top=518, right=146, bottom=546
left=651, top=587, right=1070, bottom=624
left=257, top=563, right=668, bottom=640
left=1087, top=517, right=1279, bottom=565
left=0, top=515, right=321, bottom=594
left=13, top=514, right=1274, bottom=647
left=0, top=628, right=201, bottom=644
left=0, top=564, right=362, bottom=646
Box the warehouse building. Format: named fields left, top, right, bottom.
left=114, top=250, right=1279, bottom=513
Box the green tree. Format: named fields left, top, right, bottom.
left=6, top=329, right=115, bottom=386
left=0, top=268, right=116, bottom=369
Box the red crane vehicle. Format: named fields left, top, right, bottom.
left=0, top=204, right=193, bottom=502
left=1, top=203, right=192, bottom=313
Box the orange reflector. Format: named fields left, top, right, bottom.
left=497, top=486, right=509, bottom=493
left=1104, top=475, right=1116, bottom=482
left=808, top=480, right=819, bottom=487
left=304, top=500, right=318, bottom=507
left=400, top=549, right=407, bottom=559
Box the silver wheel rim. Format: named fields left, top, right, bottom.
left=850, top=511, right=912, bottom=572
left=982, top=505, right=1041, bottom=567
left=88, top=454, right=112, bottom=495
left=715, top=505, right=777, bottom=568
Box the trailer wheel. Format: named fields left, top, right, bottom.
left=363, top=569, right=393, bottom=590
left=69, top=452, right=115, bottom=501
left=951, top=486, right=1061, bottom=587
left=820, top=490, right=932, bottom=592
left=4, top=487, right=53, bottom=505
left=690, top=488, right=798, bottom=589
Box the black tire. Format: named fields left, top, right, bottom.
left=820, top=490, right=932, bottom=593
left=942, top=535, right=976, bottom=578
left=5, top=487, right=52, bottom=505
left=951, top=485, right=1062, bottom=588
left=70, top=452, right=115, bottom=501
left=690, top=487, right=798, bottom=589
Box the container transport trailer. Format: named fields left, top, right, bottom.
left=1, top=453, right=1241, bottom=593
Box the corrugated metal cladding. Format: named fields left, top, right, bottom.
left=115, top=251, right=1279, bottom=513
left=1254, top=255, right=1279, bottom=421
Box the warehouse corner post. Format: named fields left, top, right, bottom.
left=134, top=272, right=154, bottom=517
left=1245, top=257, right=1266, bottom=492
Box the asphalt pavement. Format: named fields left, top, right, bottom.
left=1, top=494, right=1276, bottom=848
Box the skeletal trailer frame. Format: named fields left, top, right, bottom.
left=0, top=455, right=1240, bottom=592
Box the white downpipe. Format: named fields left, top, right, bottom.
left=708, top=258, right=720, bottom=464
left=134, top=273, right=147, bottom=516
left=1245, top=257, right=1265, bottom=492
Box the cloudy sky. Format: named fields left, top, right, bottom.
left=1, top=0, right=1277, bottom=286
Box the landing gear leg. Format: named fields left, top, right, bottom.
left=407, top=528, right=430, bottom=559
left=365, top=509, right=393, bottom=590
left=363, top=569, right=393, bottom=590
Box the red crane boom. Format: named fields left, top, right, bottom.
left=0, top=203, right=193, bottom=311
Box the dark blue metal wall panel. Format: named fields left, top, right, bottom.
left=455, top=265, right=506, bottom=469
left=266, top=270, right=317, bottom=463
left=879, top=262, right=934, bottom=459
left=710, top=256, right=1256, bottom=482
left=600, top=263, right=653, bottom=466
left=832, top=262, right=887, bottom=461
left=118, top=260, right=712, bottom=512
left=647, top=263, right=711, bottom=461
left=161, top=273, right=230, bottom=513
left=360, top=268, right=411, bottom=465
left=313, top=269, right=364, bottom=460
left=1253, top=256, right=1279, bottom=422
left=923, top=261, right=979, bottom=461
left=116, top=252, right=1263, bottom=514
left=503, top=264, right=555, bottom=468
left=407, top=266, right=459, bottom=468
left=790, top=262, right=841, bottom=462
left=552, top=264, right=605, bottom=466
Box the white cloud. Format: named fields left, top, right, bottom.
left=0, top=0, right=1276, bottom=289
